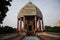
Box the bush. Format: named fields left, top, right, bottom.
left=0, top=26, right=17, bottom=34
left=44, top=26, right=60, bottom=33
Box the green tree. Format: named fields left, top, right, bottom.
left=44, top=26, right=60, bottom=33
left=0, top=0, right=12, bottom=23
left=0, top=26, right=17, bottom=34
left=44, top=26, right=52, bottom=32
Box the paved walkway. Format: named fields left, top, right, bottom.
left=37, top=32, right=60, bottom=40
left=37, top=32, right=60, bottom=38
left=23, top=36, right=40, bottom=40
left=2, top=32, right=60, bottom=40
left=0, top=33, right=18, bottom=40
left=4, top=35, right=24, bottom=40
left=2, top=34, right=18, bottom=40
left=38, top=35, right=60, bottom=40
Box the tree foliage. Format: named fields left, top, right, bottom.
left=44, top=26, right=60, bottom=33
left=0, top=26, right=17, bottom=34
left=0, top=0, right=12, bottom=23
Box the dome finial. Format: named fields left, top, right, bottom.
left=27, top=0, right=32, bottom=4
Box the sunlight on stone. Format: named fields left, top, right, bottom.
left=23, top=36, right=40, bottom=40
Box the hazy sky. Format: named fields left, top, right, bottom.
left=3, top=0, right=60, bottom=28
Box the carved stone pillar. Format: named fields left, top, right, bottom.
left=21, top=21, right=24, bottom=30
left=40, top=19, right=44, bottom=31
left=37, top=17, right=41, bottom=31
left=40, top=20, right=42, bottom=31
left=23, top=17, right=25, bottom=30
left=35, top=16, right=37, bottom=31
left=17, top=19, right=19, bottom=32
left=39, top=19, right=41, bottom=31
left=41, top=19, right=44, bottom=31
left=20, top=18, right=22, bottom=31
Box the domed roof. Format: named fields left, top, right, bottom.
left=17, top=2, right=43, bottom=18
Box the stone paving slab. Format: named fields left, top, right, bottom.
left=0, top=33, right=18, bottom=40
left=38, top=35, right=60, bottom=40
left=36, top=32, right=60, bottom=38
left=2, top=34, right=18, bottom=40
left=4, top=35, right=24, bottom=40
left=23, top=36, right=40, bottom=40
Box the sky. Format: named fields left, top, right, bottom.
left=2, top=0, right=60, bottom=28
